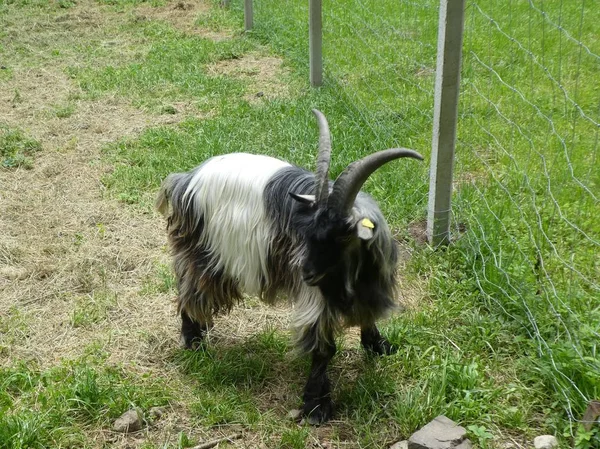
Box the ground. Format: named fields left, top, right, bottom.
left=2, top=0, right=597, bottom=447
left=0, top=1, right=418, bottom=447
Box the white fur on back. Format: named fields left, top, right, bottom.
left=183, top=153, right=291, bottom=295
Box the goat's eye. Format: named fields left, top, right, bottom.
left=336, top=234, right=353, bottom=244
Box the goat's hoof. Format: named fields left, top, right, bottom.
left=181, top=335, right=205, bottom=351
left=364, top=338, right=397, bottom=356
left=379, top=339, right=397, bottom=356
left=302, top=399, right=333, bottom=425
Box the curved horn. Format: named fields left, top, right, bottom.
left=329, top=148, right=424, bottom=215
left=312, top=109, right=332, bottom=207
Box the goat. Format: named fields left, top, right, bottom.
left=156, top=109, right=423, bottom=424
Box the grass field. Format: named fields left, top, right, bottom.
left=1, top=0, right=598, bottom=448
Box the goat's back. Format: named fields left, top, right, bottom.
left=159, top=153, right=291, bottom=295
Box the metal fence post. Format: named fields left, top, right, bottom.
left=309, top=0, right=323, bottom=87
left=426, top=0, right=466, bottom=246
left=244, top=0, right=253, bottom=31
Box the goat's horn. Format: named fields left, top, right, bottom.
left=312, top=109, right=332, bottom=207
left=329, top=148, right=424, bottom=215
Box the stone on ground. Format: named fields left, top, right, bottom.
left=113, top=408, right=143, bottom=433
left=534, top=435, right=558, bottom=449
left=149, top=406, right=166, bottom=420
left=408, top=415, right=471, bottom=449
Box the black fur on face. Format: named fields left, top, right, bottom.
left=290, top=199, right=357, bottom=287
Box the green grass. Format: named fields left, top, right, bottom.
left=0, top=354, right=171, bottom=449
left=0, top=124, right=41, bottom=168
left=1, top=0, right=599, bottom=447
left=70, top=290, right=118, bottom=328
left=54, top=103, right=76, bottom=118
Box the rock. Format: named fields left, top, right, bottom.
left=148, top=406, right=165, bottom=421
left=287, top=409, right=302, bottom=421
left=454, top=440, right=473, bottom=449
left=408, top=416, right=469, bottom=449
left=534, top=435, right=558, bottom=449
left=112, top=408, right=143, bottom=433
left=390, top=440, right=409, bottom=449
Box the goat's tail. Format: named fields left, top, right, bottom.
left=155, top=173, right=187, bottom=217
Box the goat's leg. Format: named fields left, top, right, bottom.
left=175, top=258, right=216, bottom=350
left=360, top=324, right=396, bottom=356
left=301, top=334, right=336, bottom=424
left=181, top=309, right=210, bottom=350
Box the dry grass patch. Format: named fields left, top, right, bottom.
left=207, top=52, right=295, bottom=103
left=1, top=0, right=147, bottom=71
left=133, top=0, right=234, bottom=40
left=0, top=63, right=207, bottom=156
left=0, top=9, right=189, bottom=369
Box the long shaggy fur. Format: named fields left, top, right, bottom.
left=157, top=153, right=399, bottom=353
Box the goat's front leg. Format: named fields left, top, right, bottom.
left=301, top=333, right=336, bottom=424
left=361, top=324, right=396, bottom=356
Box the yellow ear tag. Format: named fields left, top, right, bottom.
left=361, top=218, right=375, bottom=229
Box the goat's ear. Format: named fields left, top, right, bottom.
left=289, top=193, right=317, bottom=207
left=356, top=217, right=375, bottom=240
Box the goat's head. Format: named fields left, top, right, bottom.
left=290, top=109, right=424, bottom=286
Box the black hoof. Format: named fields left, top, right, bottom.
left=181, top=311, right=208, bottom=350
left=302, top=398, right=333, bottom=425
left=181, top=334, right=205, bottom=351
left=364, top=338, right=397, bottom=356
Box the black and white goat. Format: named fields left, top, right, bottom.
left=156, top=110, right=423, bottom=424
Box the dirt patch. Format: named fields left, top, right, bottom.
left=207, top=53, right=294, bottom=103
left=0, top=4, right=201, bottom=369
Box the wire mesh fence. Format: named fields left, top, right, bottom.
left=232, top=0, right=599, bottom=433
left=247, top=0, right=438, bottom=224
left=455, top=0, right=599, bottom=430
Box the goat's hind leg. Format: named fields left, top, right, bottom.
left=176, top=266, right=214, bottom=350
left=180, top=309, right=211, bottom=350
left=360, top=324, right=396, bottom=356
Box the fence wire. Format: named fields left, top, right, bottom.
left=245, top=0, right=598, bottom=433
left=321, top=0, right=438, bottom=213
left=456, top=0, right=599, bottom=429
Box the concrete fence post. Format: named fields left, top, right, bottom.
left=244, top=0, right=253, bottom=31
left=309, top=0, right=323, bottom=86
left=426, top=0, right=466, bottom=246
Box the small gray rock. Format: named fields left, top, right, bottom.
left=408, top=416, right=468, bottom=449
left=390, top=440, right=409, bottom=449
left=534, top=435, right=558, bottom=449
left=113, top=408, right=143, bottom=433
left=149, top=406, right=165, bottom=420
